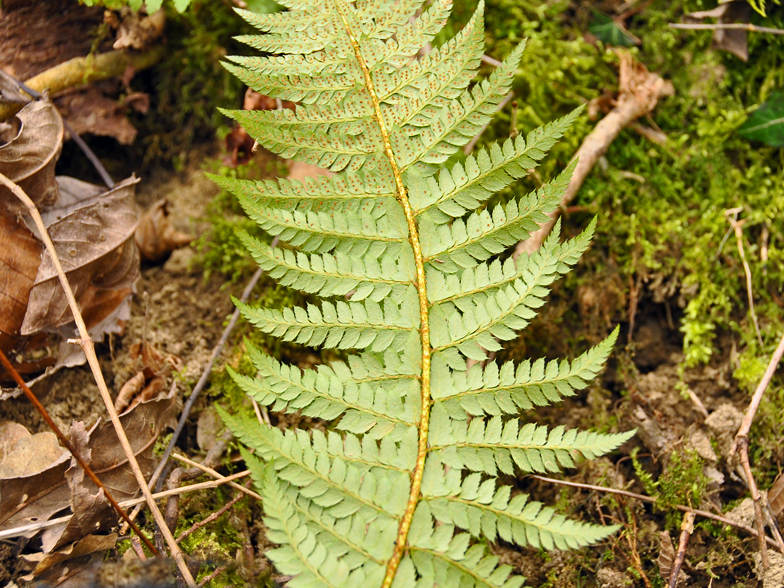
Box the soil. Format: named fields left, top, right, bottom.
left=0, top=141, right=777, bottom=588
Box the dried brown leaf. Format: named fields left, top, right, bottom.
left=30, top=533, right=118, bottom=586
left=0, top=421, right=31, bottom=460
left=112, top=9, right=166, bottom=51
left=57, top=89, right=138, bottom=145
left=657, top=531, right=675, bottom=582
left=116, top=342, right=180, bottom=413
left=0, top=431, right=66, bottom=479
left=0, top=388, right=176, bottom=538
left=0, top=209, right=44, bottom=355
left=134, top=199, right=193, bottom=262
left=0, top=99, right=63, bottom=213
left=684, top=1, right=750, bottom=62
left=21, top=176, right=141, bottom=335
left=40, top=423, right=115, bottom=554
left=769, top=472, right=784, bottom=517
left=286, top=160, right=334, bottom=182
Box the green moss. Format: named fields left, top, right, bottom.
left=129, top=0, right=252, bottom=165
left=196, top=158, right=285, bottom=283
left=632, top=446, right=711, bottom=528
left=447, top=0, right=784, bottom=420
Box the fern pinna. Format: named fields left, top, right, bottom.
left=213, top=0, right=634, bottom=585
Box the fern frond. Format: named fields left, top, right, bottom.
left=432, top=328, right=618, bottom=415
left=420, top=160, right=575, bottom=274
left=207, top=170, right=394, bottom=213
left=427, top=220, right=590, bottom=361
left=421, top=462, right=619, bottom=551
left=407, top=502, right=524, bottom=588
left=228, top=342, right=418, bottom=437
left=217, top=0, right=634, bottom=584
left=429, top=405, right=636, bottom=475
left=239, top=232, right=414, bottom=302
left=235, top=288, right=420, bottom=351
left=410, top=110, right=582, bottom=221
left=428, top=217, right=594, bottom=305
left=254, top=456, right=389, bottom=587
left=236, top=191, right=406, bottom=254
left=223, top=410, right=411, bottom=519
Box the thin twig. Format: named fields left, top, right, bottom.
left=0, top=470, right=251, bottom=540
left=732, top=333, right=784, bottom=450
left=527, top=474, right=782, bottom=552
left=669, top=512, right=695, bottom=588
left=197, top=565, right=229, bottom=588
left=514, top=52, right=673, bottom=258
left=171, top=452, right=262, bottom=501
left=176, top=487, right=246, bottom=543
left=0, top=46, right=165, bottom=120
left=0, top=173, right=197, bottom=588
left=768, top=508, right=784, bottom=555
left=481, top=54, right=502, bottom=67
left=728, top=333, right=784, bottom=568
left=148, top=236, right=279, bottom=496
left=669, top=22, right=784, bottom=35
left=131, top=535, right=148, bottom=561
left=725, top=208, right=763, bottom=347
left=0, top=348, right=157, bottom=556
left=738, top=439, right=770, bottom=568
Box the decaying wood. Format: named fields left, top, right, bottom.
left=0, top=47, right=165, bottom=122
left=515, top=51, right=673, bottom=258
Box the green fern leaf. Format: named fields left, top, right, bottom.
left=216, top=0, right=634, bottom=585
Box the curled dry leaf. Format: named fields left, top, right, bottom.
left=21, top=176, right=141, bottom=336
left=115, top=341, right=182, bottom=414
left=0, top=387, right=176, bottom=538
left=57, top=88, right=138, bottom=146
left=0, top=210, right=43, bottom=357
left=0, top=101, right=143, bottom=377
left=224, top=88, right=296, bottom=167
left=23, top=533, right=118, bottom=587
left=0, top=99, right=63, bottom=213
left=134, top=199, right=194, bottom=263
left=110, top=8, right=166, bottom=51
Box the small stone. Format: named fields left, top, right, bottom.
left=163, top=247, right=196, bottom=275
left=197, top=406, right=223, bottom=452
left=726, top=498, right=755, bottom=528
left=754, top=550, right=784, bottom=588
left=686, top=429, right=718, bottom=464
left=597, top=567, right=632, bottom=588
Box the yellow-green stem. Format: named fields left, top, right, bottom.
left=333, top=3, right=432, bottom=586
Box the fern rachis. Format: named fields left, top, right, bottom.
left=215, top=0, right=635, bottom=586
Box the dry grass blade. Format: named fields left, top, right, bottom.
left=0, top=172, right=197, bottom=588
left=528, top=474, right=783, bottom=553
left=0, top=470, right=251, bottom=541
